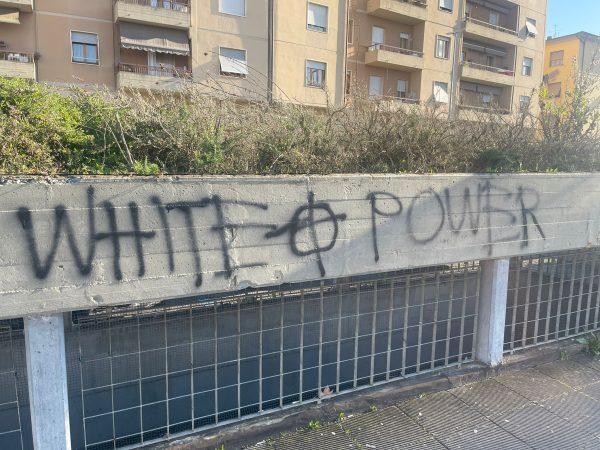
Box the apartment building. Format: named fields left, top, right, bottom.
left=544, top=32, right=600, bottom=108
left=0, top=0, right=347, bottom=107
left=347, top=0, right=548, bottom=116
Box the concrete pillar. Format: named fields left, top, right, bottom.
left=476, top=259, right=510, bottom=367
left=24, top=314, right=71, bottom=450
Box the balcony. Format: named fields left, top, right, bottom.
left=461, top=61, right=514, bottom=86
left=0, top=51, right=35, bottom=80
left=365, top=44, right=423, bottom=71
left=114, top=0, right=191, bottom=29
left=0, top=0, right=32, bottom=12
left=367, top=0, right=427, bottom=24
left=117, top=63, right=191, bottom=91
left=464, top=16, right=520, bottom=46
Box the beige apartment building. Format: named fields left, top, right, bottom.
left=0, top=0, right=347, bottom=107
left=347, top=0, right=548, bottom=116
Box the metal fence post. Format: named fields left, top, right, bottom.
left=476, top=259, right=510, bottom=367
left=24, top=314, right=71, bottom=450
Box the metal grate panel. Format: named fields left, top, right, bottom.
left=0, top=319, right=33, bottom=450
left=504, top=248, right=600, bottom=352
left=66, top=263, right=480, bottom=450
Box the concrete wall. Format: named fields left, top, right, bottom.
left=0, top=173, right=599, bottom=319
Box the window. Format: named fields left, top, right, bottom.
left=547, top=82, right=562, bottom=98
left=433, top=81, right=449, bottom=103
left=550, top=50, right=564, bottom=67
left=307, top=3, right=328, bottom=32
left=369, top=75, right=383, bottom=96
left=71, top=31, right=98, bottom=65
left=397, top=80, right=407, bottom=98
left=439, top=0, right=453, bottom=12
left=345, top=70, right=352, bottom=95
left=489, top=11, right=499, bottom=26
left=481, top=93, right=492, bottom=107
left=219, top=47, right=248, bottom=77
left=306, top=60, right=326, bottom=87
left=525, top=18, right=537, bottom=37
left=347, top=19, right=354, bottom=44
left=219, top=0, right=245, bottom=16
left=519, top=95, right=531, bottom=112
left=399, top=32, right=411, bottom=50
left=436, top=36, right=450, bottom=59
left=522, top=57, right=533, bottom=76
left=371, top=26, right=384, bottom=47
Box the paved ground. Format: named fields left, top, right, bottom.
left=248, top=352, right=600, bottom=450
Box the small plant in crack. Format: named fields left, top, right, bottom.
left=577, top=333, right=600, bottom=357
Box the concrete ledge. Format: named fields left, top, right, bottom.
left=114, top=1, right=191, bottom=29
left=0, top=173, right=599, bottom=318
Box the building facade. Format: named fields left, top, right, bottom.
left=0, top=0, right=347, bottom=107
left=347, top=0, right=548, bottom=116
left=544, top=32, right=600, bottom=108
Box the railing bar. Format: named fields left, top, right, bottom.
left=544, top=260, right=558, bottom=340
left=445, top=268, right=455, bottom=364
left=555, top=254, right=568, bottom=340
left=299, top=290, right=304, bottom=404
left=213, top=300, right=219, bottom=424
left=318, top=282, right=324, bottom=400
left=533, top=257, right=545, bottom=344
left=370, top=281, right=378, bottom=385
left=237, top=297, right=242, bottom=419
left=190, top=304, right=195, bottom=431
left=520, top=260, right=533, bottom=347
left=416, top=277, right=425, bottom=372
left=401, top=275, right=411, bottom=377
left=458, top=270, right=468, bottom=365
left=565, top=254, right=578, bottom=337
left=336, top=284, right=343, bottom=393
left=386, top=279, right=395, bottom=381
left=584, top=256, right=596, bottom=331
left=353, top=283, right=360, bottom=388
left=575, top=253, right=588, bottom=333
left=430, top=273, right=441, bottom=370
left=509, top=257, right=522, bottom=350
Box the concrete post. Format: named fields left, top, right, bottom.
left=24, top=314, right=71, bottom=450
left=476, top=259, right=510, bottom=367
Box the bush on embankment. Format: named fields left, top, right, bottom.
left=0, top=76, right=598, bottom=176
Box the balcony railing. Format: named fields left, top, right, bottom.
left=369, top=43, right=424, bottom=57
left=459, top=104, right=511, bottom=115
left=306, top=68, right=326, bottom=88
left=465, top=16, right=518, bottom=37
left=115, top=0, right=190, bottom=12
left=0, top=51, right=34, bottom=63
left=118, top=63, right=191, bottom=78
left=462, top=61, right=514, bottom=76
left=375, top=95, right=420, bottom=104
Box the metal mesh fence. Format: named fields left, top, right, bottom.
left=504, top=248, right=600, bottom=352
left=65, top=263, right=480, bottom=450
left=0, top=319, right=33, bottom=450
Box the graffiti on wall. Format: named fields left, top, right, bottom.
left=15, top=181, right=546, bottom=286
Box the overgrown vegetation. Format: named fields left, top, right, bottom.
left=0, top=67, right=598, bottom=175
left=577, top=333, right=600, bottom=357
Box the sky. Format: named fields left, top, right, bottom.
left=546, top=0, right=600, bottom=37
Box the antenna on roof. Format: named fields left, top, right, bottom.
left=552, top=24, right=560, bottom=38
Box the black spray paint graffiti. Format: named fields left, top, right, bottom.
left=265, top=192, right=347, bottom=277
left=16, top=182, right=546, bottom=287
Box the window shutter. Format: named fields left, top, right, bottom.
left=219, top=48, right=248, bottom=75
left=434, top=82, right=449, bottom=103
left=397, top=80, right=407, bottom=95
left=371, top=26, right=384, bottom=45
left=72, top=32, right=97, bottom=45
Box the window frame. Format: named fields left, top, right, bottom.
left=522, top=56, right=533, bottom=77
left=433, top=81, right=449, bottom=103
left=369, top=75, right=383, bottom=97
left=307, top=2, right=329, bottom=33
left=218, top=46, right=248, bottom=78
left=305, top=59, right=327, bottom=88
left=439, top=0, right=453, bottom=13
left=397, top=79, right=408, bottom=99
left=519, top=95, right=531, bottom=112
left=70, top=30, right=99, bottom=65
left=435, top=35, right=451, bottom=59
left=218, top=0, right=246, bottom=17
left=547, top=81, right=562, bottom=98
left=549, top=50, right=564, bottom=67
left=525, top=17, right=537, bottom=37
